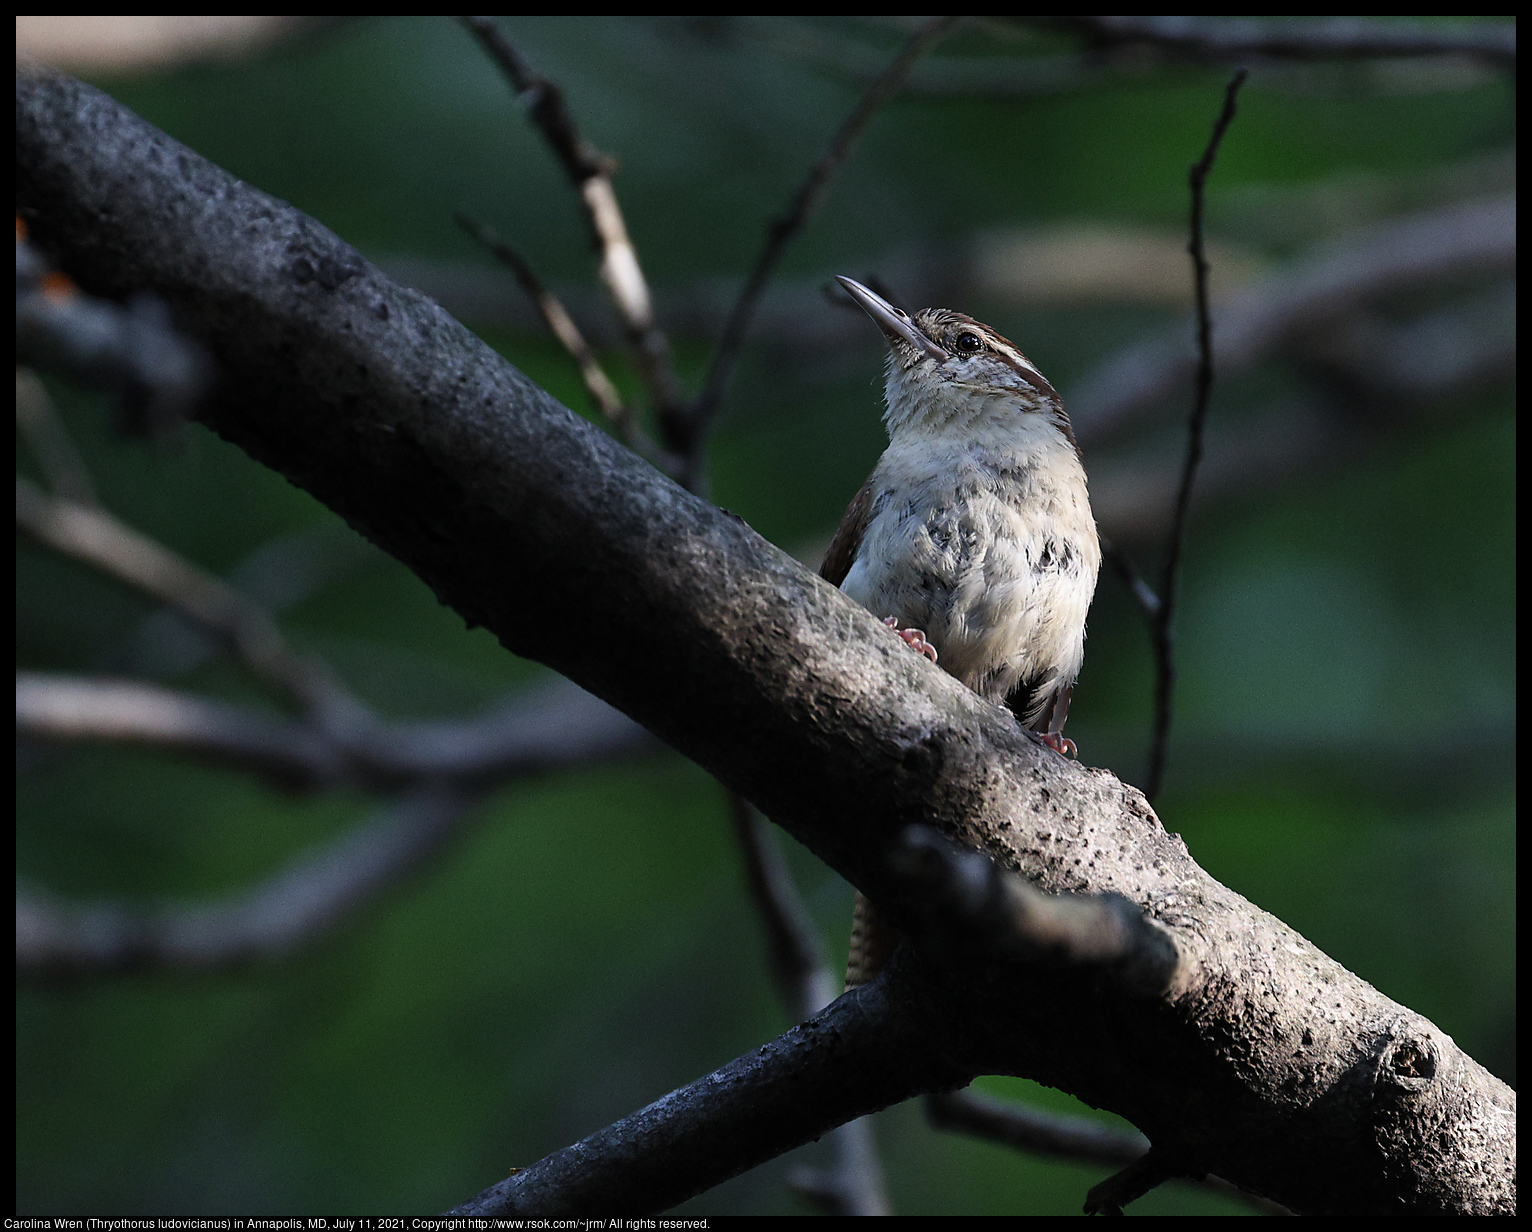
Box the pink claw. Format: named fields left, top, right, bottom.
left=1036, top=731, right=1078, bottom=759
left=883, top=616, right=938, bottom=663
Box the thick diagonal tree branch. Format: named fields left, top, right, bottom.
left=16, top=69, right=1513, bottom=1215
left=450, top=951, right=965, bottom=1215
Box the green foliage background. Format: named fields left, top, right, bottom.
left=17, top=16, right=1514, bottom=1216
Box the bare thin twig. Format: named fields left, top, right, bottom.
left=684, top=16, right=961, bottom=476
left=1144, top=69, right=1247, bottom=803
left=728, top=793, right=837, bottom=1021
left=15, top=476, right=357, bottom=721
left=461, top=16, right=684, bottom=424
left=730, top=18, right=1110, bottom=100
left=1099, top=535, right=1160, bottom=621
left=16, top=370, right=100, bottom=505
left=455, top=212, right=632, bottom=436
left=748, top=16, right=1514, bottom=100
left=727, top=794, right=890, bottom=1216
left=787, top=1141, right=890, bottom=1220
left=926, top=1087, right=1146, bottom=1166
left=106, top=520, right=383, bottom=680
left=17, top=672, right=347, bottom=787
left=927, top=1088, right=1293, bottom=1214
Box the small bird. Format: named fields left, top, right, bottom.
left=823, top=276, right=1100, bottom=988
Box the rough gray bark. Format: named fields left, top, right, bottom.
left=16, top=68, right=1514, bottom=1215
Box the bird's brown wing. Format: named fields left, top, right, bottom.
left=818, top=472, right=875, bottom=586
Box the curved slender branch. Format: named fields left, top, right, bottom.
left=17, top=786, right=476, bottom=974
left=729, top=794, right=838, bottom=1023
left=926, top=1087, right=1145, bottom=1166
left=105, top=519, right=383, bottom=678
left=16, top=671, right=652, bottom=792
left=729, top=794, right=889, bottom=1216
left=16, top=369, right=100, bottom=505
left=926, top=1089, right=1293, bottom=1214
left=684, top=16, right=960, bottom=473
left=17, top=672, right=346, bottom=786
left=462, top=16, right=684, bottom=422
left=1098, top=535, right=1160, bottom=621
left=16, top=476, right=356, bottom=724
left=455, top=212, right=632, bottom=437
left=1144, top=69, right=1247, bottom=802
left=731, top=797, right=890, bottom=1216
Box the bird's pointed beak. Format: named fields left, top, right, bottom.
left=836, top=276, right=950, bottom=362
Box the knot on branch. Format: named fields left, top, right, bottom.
left=1372, top=1023, right=1443, bottom=1097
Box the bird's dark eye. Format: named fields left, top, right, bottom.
left=953, top=331, right=983, bottom=354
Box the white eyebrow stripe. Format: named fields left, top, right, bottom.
left=993, top=347, right=1057, bottom=398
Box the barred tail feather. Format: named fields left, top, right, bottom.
left=844, top=890, right=903, bottom=991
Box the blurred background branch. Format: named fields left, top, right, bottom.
left=17, top=786, right=477, bottom=974
left=1034, top=16, right=1515, bottom=69
left=462, top=14, right=687, bottom=435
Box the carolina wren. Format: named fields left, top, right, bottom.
left=823, top=277, right=1100, bottom=987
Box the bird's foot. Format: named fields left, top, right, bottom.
left=1035, top=730, right=1078, bottom=759
left=882, top=616, right=938, bottom=663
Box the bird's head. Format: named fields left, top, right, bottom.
left=836, top=275, right=1078, bottom=456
